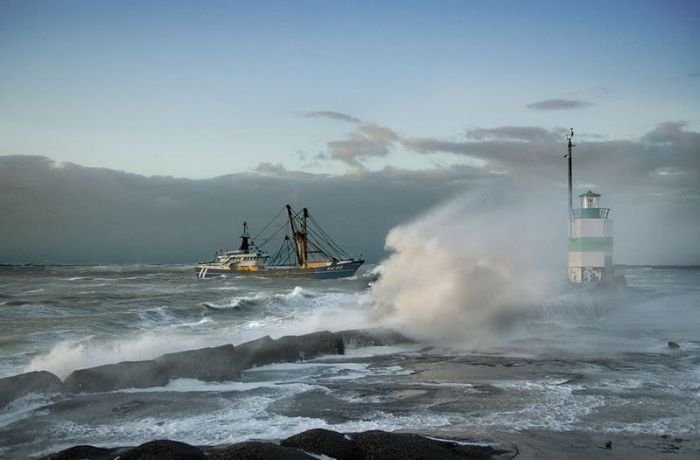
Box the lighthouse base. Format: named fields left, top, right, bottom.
left=568, top=266, right=609, bottom=283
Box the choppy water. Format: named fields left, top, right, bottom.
left=0, top=265, right=699, bottom=458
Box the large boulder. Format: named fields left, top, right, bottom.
left=0, top=370, right=64, bottom=408
left=120, top=439, right=206, bottom=460
left=277, top=331, right=345, bottom=360
left=351, top=430, right=504, bottom=459
left=63, top=344, right=239, bottom=393
left=209, top=441, right=314, bottom=460
left=233, top=331, right=345, bottom=370
left=282, top=428, right=360, bottom=460
left=63, top=360, right=169, bottom=393
left=337, top=328, right=414, bottom=348
left=155, top=344, right=239, bottom=381
left=232, top=335, right=283, bottom=369
left=42, top=445, right=115, bottom=460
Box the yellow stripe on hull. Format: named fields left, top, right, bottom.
left=232, top=265, right=260, bottom=272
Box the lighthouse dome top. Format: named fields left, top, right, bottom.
left=579, top=190, right=603, bottom=210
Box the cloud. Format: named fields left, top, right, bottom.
left=526, top=99, right=592, bottom=111
left=253, top=162, right=319, bottom=179
left=642, top=121, right=699, bottom=147
left=465, top=126, right=559, bottom=143
left=402, top=122, right=700, bottom=197
left=302, top=112, right=401, bottom=168
left=327, top=123, right=400, bottom=168
left=402, top=128, right=563, bottom=175
left=301, top=111, right=362, bottom=124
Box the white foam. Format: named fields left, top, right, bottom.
left=24, top=333, right=230, bottom=379
left=600, top=417, right=699, bottom=435
left=472, top=379, right=605, bottom=432
left=229, top=292, right=271, bottom=308
left=119, top=378, right=323, bottom=394
left=328, top=344, right=423, bottom=359
left=0, top=393, right=55, bottom=429
left=243, top=360, right=410, bottom=383
left=38, top=406, right=452, bottom=458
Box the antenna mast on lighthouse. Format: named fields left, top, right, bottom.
left=564, top=128, right=575, bottom=220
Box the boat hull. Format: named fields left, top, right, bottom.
left=195, top=260, right=364, bottom=279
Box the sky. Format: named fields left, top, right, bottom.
left=1, top=0, right=699, bottom=265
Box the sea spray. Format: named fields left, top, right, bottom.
left=369, top=193, right=565, bottom=345
left=24, top=332, right=225, bottom=379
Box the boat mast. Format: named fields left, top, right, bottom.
left=565, top=128, right=575, bottom=223
left=301, top=208, right=309, bottom=267
left=285, top=204, right=308, bottom=267
left=239, top=221, right=250, bottom=252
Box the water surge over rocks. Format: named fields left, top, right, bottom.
left=0, top=328, right=412, bottom=405
left=370, top=194, right=563, bottom=346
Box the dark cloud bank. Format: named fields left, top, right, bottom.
left=0, top=157, right=479, bottom=265
left=1, top=121, right=699, bottom=265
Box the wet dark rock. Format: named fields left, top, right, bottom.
left=667, top=341, right=681, bottom=349
left=0, top=370, right=64, bottom=408
left=121, top=439, right=206, bottom=460
left=233, top=335, right=283, bottom=369
left=605, top=440, right=612, bottom=449
left=282, top=428, right=360, bottom=460
left=42, top=445, right=115, bottom=460
left=63, top=360, right=170, bottom=393
left=277, top=330, right=345, bottom=360
left=209, top=441, right=314, bottom=459
left=337, top=327, right=414, bottom=348
left=42, top=429, right=510, bottom=460
left=64, top=344, right=239, bottom=393
left=155, top=344, right=239, bottom=381
left=234, top=331, right=344, bottom=369
left=352, top=430, right=504, bottom=459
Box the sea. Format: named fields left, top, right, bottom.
left=0, top=264, right=699, bottom=458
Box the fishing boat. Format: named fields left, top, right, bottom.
left=194, top=205, right=364, bottom=279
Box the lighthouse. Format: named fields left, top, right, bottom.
left=565, top=129, right=614, bottom=284
left=568, top=191, right=614, bottom=283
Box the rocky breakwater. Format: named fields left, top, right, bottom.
left=42, top=428, right=513, bottom=459
left=0, top=371, right=64, bottom=408
left=0, top=327, right=413, bottom=407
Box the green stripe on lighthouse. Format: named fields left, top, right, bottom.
left=569, top=237, right=613, bottom=252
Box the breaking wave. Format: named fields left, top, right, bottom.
left=369, top=193, right=569, bottom=346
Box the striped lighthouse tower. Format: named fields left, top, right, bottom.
left=564, top=129, right=614, bottom=284
left=568, top=191, right=613, bottom=283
